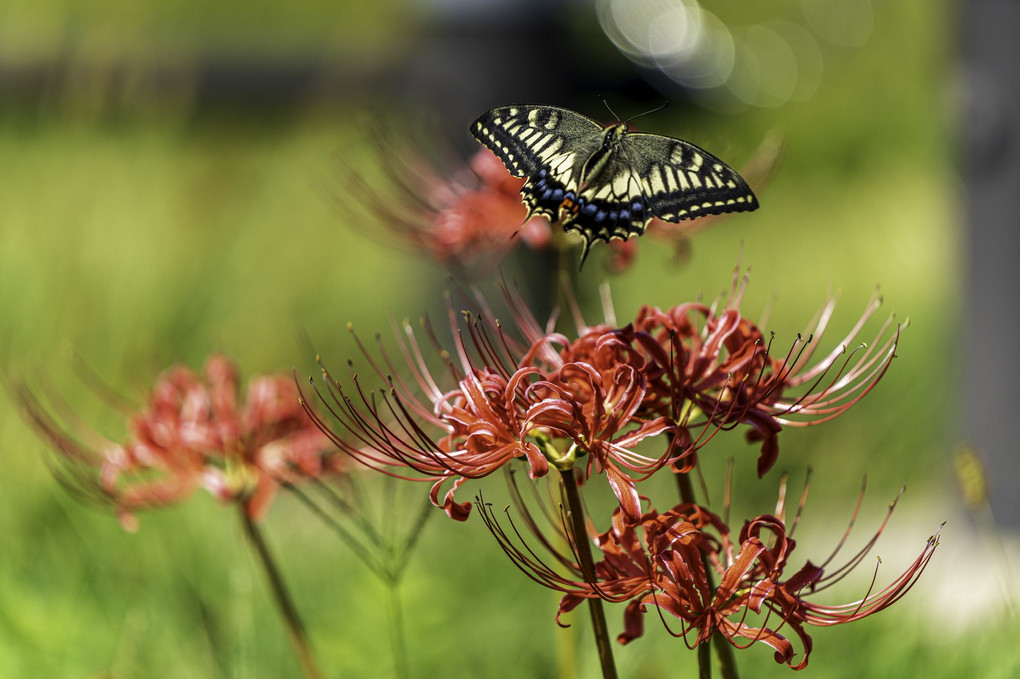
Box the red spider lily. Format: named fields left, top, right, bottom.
left=476, top=477, right=940, bottom=670
left=501, top=269, right=899, bottom=480
left=15, top=355, right=336, bottom=530
left=629, top=270, right=900, bottom=476
left=304, top=286, right=712, bottom=522
left=306, top=270, right=898, bottom=522
left=336, top=125, right=551, bottom=274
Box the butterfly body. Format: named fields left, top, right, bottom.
left=470, top=104, right=758, bottom=263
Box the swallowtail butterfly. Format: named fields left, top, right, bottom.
left=470, top=104, right=758, bottom=266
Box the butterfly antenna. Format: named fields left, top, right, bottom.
left=625, top=100, right=670, bottom=125
left=598, top=95, right=621, bottom=122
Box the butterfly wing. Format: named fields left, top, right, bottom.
left=619, top=132, right=759, bottom=222
left=470, top=105, right=604, bottom=221
left=558, top=132, right=757, bottom=266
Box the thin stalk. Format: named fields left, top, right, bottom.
left=240, top=509, right=325, bottom=679
left=675, top=473, right=739, bottom=679
left=281, top=480, right=386, bottom=574
left=385, top=578, right=411, bottom=679
left=555, top=601, right=578, bottom=679
left=559, top=468, right=618, bottom=679
left=282, top=479, right=431, bottom=678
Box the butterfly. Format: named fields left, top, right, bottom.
left=470, top=104, right=758, bottom=266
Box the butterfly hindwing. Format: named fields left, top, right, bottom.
left=559, top=152, right=652, bottom=249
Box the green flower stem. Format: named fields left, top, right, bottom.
left=712, top=630, right=738, bottom=679
left=240, top=509, right=325, bottom=679
left=698, top=638, right=713, bottom=679
left=559, top=468, right=618, bottom=679
left=555, top=610, right=578, bottom=679
left=386, top=580, right=411, bottom=679
left=675, top=473, right=739, bottom=679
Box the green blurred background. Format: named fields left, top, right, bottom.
left=2, top=0, right=1016, bottom=677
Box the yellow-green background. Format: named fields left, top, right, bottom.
left=2, top=1, right=1014, bottom=677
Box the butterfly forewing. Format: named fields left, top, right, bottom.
left=470, top=105, right=602, bottom=178
left=619, top=133, right=759, bottom=221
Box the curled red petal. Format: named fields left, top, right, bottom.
left=605, top=464, right=643, bottom=522
left=430, top=476, right=473, bottom=521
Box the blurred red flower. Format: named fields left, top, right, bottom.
left=16, top=355, right=336, bottom=529
left=338, top=128, right=551, bottom=274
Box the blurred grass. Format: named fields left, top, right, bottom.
left=0, top=0, right=408, bottom=58
left=2, top=0, right=1017, bottom=677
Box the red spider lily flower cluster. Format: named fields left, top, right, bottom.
left=476, top=477, right=941, bottom=670
left=16, top=355, right=336, bottom=530
left=630, top=286, right=898, bottom=477
left=305, top=271, right=898, bottom=522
